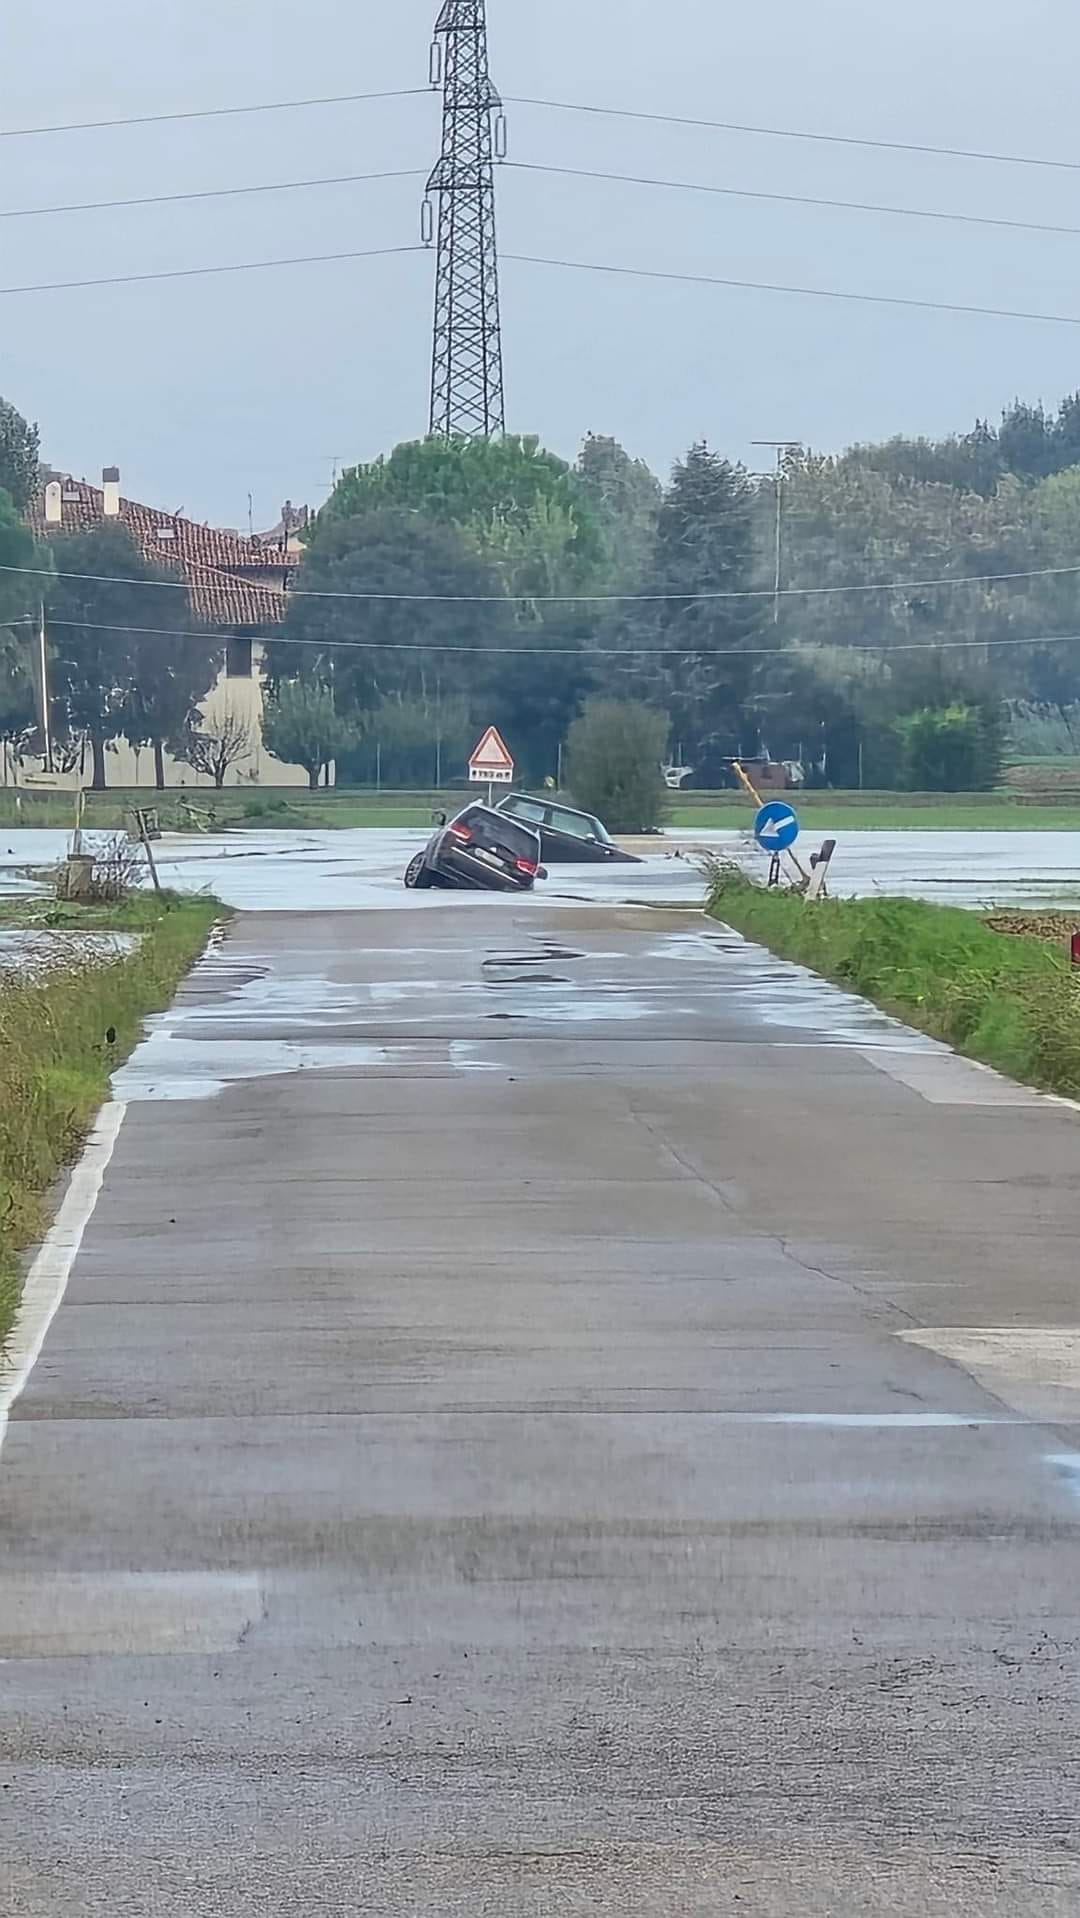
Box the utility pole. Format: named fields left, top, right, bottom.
left=423, top=0, right=507, bottom=439
left=751, top=441, right=802, bottom=625
left=37, top=599, right=54, bottom=772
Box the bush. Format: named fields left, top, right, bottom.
left=895, top=702, right=1004, bottom=792
left=564, top=698, right=670, bottom=832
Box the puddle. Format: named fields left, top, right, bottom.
left=114, top=1034, right=395, bottom=1101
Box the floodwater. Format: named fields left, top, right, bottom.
left=0, top=823, right=1078, bottom=913
left=0, top=928, right=138, bottom=975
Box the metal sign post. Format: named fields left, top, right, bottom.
left=753, top=801, right=801, bottom=890
left=733, top=759, right=809, bottom=885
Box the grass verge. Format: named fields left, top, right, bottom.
left=6, top=786, right=1080, bottom=833
left=670, top=799, right=1080, bottom=830
left=0, top=894, right=219, bottom=1345
left=706, top=866, right=1080, bottom=1100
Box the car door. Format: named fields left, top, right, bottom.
left=542, top=805, right=608, bottom=862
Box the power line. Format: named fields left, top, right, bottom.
left=507, top=94, right=1080, bottom=178
left=40, top=614, right=1080, bottom=659
left=0, top=244, right=426, bottom=298
left=4, top=235, right=1078, bottom=331
left=12, top=558, right=1080, bottom=604
left=0, top=87, right=431, bottom=141
left=0, top=167, right=426, bottom=223
left=7, top=157, right=1074, bottom=245
left=508, top=162, right=1080, bottom=243
left=5, top=80, right=1078, bottom=180
left=506, top=251, right=1080, bottom=330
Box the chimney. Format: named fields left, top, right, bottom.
left=102, top=466, right=121, bottom=517
left=44, top=479, right=63, bottom=526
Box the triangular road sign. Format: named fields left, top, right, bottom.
left=469, top=726, right=515, bottom=780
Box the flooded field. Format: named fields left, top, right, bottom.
left=0, top=824, right=1078, bottom=914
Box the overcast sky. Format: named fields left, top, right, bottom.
left=3, top=0, right=1079, bottom=528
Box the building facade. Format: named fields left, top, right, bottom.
left=15, top=469, right=313, bottom=789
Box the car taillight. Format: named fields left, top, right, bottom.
left=449, top=822, right=472, bottom=842
left=515, top=857, right=538, bottom=876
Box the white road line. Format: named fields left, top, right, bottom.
left=0, top=1101, right=126, bottom=1456
left=718, top=1412, right=1022, bottom=1427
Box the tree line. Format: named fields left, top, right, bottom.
left=5, top=390, right=1080, bottom=797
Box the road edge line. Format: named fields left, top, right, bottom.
left=0, top=1100, right=127, bottom=1455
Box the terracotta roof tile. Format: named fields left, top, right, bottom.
left=29, top=477, right=290, bottom=631
left=30, top=478, right=299, bottom=571
left=185, top=560, right=285, bottom=629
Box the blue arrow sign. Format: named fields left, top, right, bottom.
left=754, top=801, right=800, bottom=853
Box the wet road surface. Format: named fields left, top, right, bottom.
left=2, top=897, right=1080, bottom=1913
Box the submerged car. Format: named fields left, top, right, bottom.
left=495, top=792, right=641, bottom=864
left=404, top=802, right=546, bottom=893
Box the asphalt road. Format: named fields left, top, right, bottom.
left=2, top=898, right=1080, bottom=1914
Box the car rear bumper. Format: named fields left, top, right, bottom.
left=438, top=847, right=534, bottom=892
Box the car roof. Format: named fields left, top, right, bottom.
left=456, top=801, right=514, bottom=822
left=502, top=792, right=597, bottom=824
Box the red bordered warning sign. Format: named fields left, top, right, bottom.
left=468, top=725, right=514, bottom=785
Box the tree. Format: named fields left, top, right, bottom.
left=340, top=689, right=472, bottom=787
left=268, top=509, right=512, bottom=725
left=120, top=615, right=221, bottom=790
left=0, top=397, right=41, bottom=513
left=46, top=521, right=215, bottom=789
left=262, top=679, right=356, bottom=789
left=576, top=433, right=662, bottom=587
left=307, top=436, right=615, bottom=784
left=175, top=700, right=254, bottom=788
left=477, top=497, right=598, bottom=784
left=634, top=444, right=763, bottom=781
left=0, top=643, right=36, bottom=762
left=564, top=698, right=669, bottom=831
left=0, top=490, right=40, bottom=762
left=323, top=434, right=607, bottom=583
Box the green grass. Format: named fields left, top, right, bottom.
left=0, top=894, right=220, bottom=1345
left=0, top=890, right=201, bottom=932
left=6, top=784, right=1080, bottom=834
left=0, top=787, right=453, bottom=832
left=706, top=868, right=1080, bottom=1099
left=671, top=799, right=1080, bottom=830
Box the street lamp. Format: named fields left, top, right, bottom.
left=751, top=440, right=803, bottom=625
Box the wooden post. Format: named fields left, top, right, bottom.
left=132, top=808, right=162, bottom=893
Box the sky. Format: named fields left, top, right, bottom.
left=3, top=0, right=1080, bottom=529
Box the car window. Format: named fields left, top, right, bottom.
left=549, top=807, right=599, bottom=841
left=503, top=797, right=546, bottom=824
left=461, top=809, right=538, bottom=858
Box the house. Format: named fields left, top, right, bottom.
left=22, top=468, right=313, bottom=788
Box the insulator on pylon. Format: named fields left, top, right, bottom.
left=421, top=198, right=435, bottom=246
left=429, top=40, right=443, bottom=86
left=494, top=113, right=508, bottom=160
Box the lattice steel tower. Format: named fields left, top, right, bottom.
left=423, top=0, right=507, bottom=439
